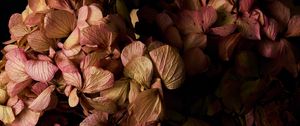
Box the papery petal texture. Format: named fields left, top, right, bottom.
left=27, top=30, right=56, bottom=52
left=121, top=41, right=146, bottom=66
left=28, top=85, right=55, bottom=111
left=25, top=60, right=58, bottom=83
left=0, top=105, right=15, bottom=124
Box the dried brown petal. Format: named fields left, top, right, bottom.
left=84, top=96, right=117, bottom=113
left=68, top=88, right=79, bottom=107
left=268, top=0, right=290, bottom=26
left=7, top=79, right=32, bottom=97
left=28, top=0, right=48, bottom=12
left=219, top=33, right=241, bottom=61
left=80, top=50, right=107, bottom=71
left=0, top=105, right=15, bottom=124
left=27, top=30, right=56, bottom=52
left=237, top=17, right=261, bottom=40
left=10, top=109, right=40, bottom=126
left=209, top=24, right=237, bottom=37
left=24, top=12, right=45, bottom=26
left=28, top=85, right=55, bottom=111
left=101, top=78, right=130, bottom=106
left=156, top=12, right=174, bottom=32
left=164, top=26, right=183, bottom=49
left=80, top=111, right=109, bottom=126
left=183, top=48, right=210, bottom=75
left=286, top=15, right=300, bottom=37
left=263, top=18, right=278, bottom=41
left=175, top=10, right=202, bottom=35
left=124, top=56, right=153, bottom=88
left=149, top=45, right=185, bottom=89
left=239, top=0, right=254, bottom=12
left=64, top=27, right=80, bottom=49
left=44, top=10, right=75, bottom=38
left=46, top=0, right=72, bottom=12
left=121, top=41, right=146, bottom=66
left=184, top=33, right=207, bottom=51
left=0, top=89, right=8, bottom=104
left=128, top=80, right=141, bottom=103
left=0, top=71, right=10, bottom=86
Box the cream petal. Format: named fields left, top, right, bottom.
left=82, top=66, right=114, bottom=93
left=80, top=50, right=107, bottom=70
left=25, top=60, right=58, bottom=83
left=0, top=105, right=15, bottom=124
left=80, top=111, right=109, bottom=126
left=28, top=85, right=55, bottom=111
left=28, top=0, right=48, bottom=12
left=68, top=88, right=79, bottom=107
left=87, top=4, right=103, bottom=25
left=101, top=78, right=130, bottom=106
left=64, top=27, right=80, bottom=49
left=121, top=41, right=146, bottom=66
left=286, top=15, right=300, bottom=37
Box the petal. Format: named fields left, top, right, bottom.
left=263, top=18, right=278, bottom=41
left=27, top=30, right=56, bottom=52
left=124, top=56, right=153, bottom=88
left=31, top=82, right=48, bottom=95
left=200, top=6, right=217, bottom=32
left=209, top=24, right=237, bottom=37
left=46, top=0, right=72, bottom=12
left=9, top=24, right=30, bottom=40
left=83, top=66, right=114, bottom=93
left=37, top=54, right=52, bottom=62
left=175, top=10, right=202, bottom=35
left=68, top=88, right=79, bottom=107
left=237, top=17, right=261, bottom=40
left=239, top=0, right=254, bottom=12
left=24, top=12, right=45, bottom=26
left=268, top=0, right=290, bottom=25
left=0, top=71, right=10, bottom=86
left=101, top=78, right=130, bottom=106
left=286, top=15, right=300, bottom=37
left=87, top=4, right=103, bottom=25
left=84, top=96, right=117, bottom=113
left=183, top=48, right=210, bottom=75
left=28, top=85, right=55, bottom=111
left=128, top=89, right=162, bottom=124
left=0, top=89, right=8, bottom=105
left=10, top=109, right=40, bottom=126
left=121, top=41, right=146, bottom=66
left=10, top=99, right=25, bottom=116
left=164, top=26, right=183, bottom=49
left=8, top=13, right=23, bottom=29
left=219, top=33, right=242, bottom=61
left=77, top=5, right=90, bottom=29
left=149, top=45, right=185, bottom=90
left=64, top=27, right=80, bottom=49
left=81, top=24, right=117, bottom=49
left=43, top=10, right=75, bottom=38
left=259, top=39, right=284, bottom=58
left=183, top=33, right=207, bottom=51
left=128, top=80, right=141, bottom=103
left=7, top=79, right=32, bottom=97
left=0, top=105, right=15, bottom=124
left=25, top=60, right=58, bottom=83
left=80, top=50, right=107, bottom=70
left=3, top=45, right=18, bottom=53
left=80, top=111, right=109, bottom=126
left=28, top=0, right=48, bottom=12
left=156, top=12, right=174, bottom=32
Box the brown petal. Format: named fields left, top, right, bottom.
left=25, top=60, right=58, bottom=83
left=183, top=48, right=210, bottom=75
left=5, top=49, right=29, bottom=83
left=237, top=17, right=261, bottom=40
left=128, top=80, right=141, bottom=103
left=200, top=6, right=217, bottom=32
left=84, top=96, right=117, bottom=113
left=44, top=10, right=75, bottom=38
left=259, top=39, right=284, bottom=58
left=80, top=111, right=109, bottom=126
left=286, top=15, right=300, bottom=37
left=24, top=12, right=45, bottom=26
left=86, top=4, right=103, bottom=25
left=46, top=0, right=72, bottom=12
left=149, top=45, right=185, bottom=90
left=0, top=105, right=15, bottom=124
left=184, top=33, right=207, bottom=51
left=268, top=0, right=290, bottom=26
left=209, top=24, right=237, bottom=37
left=101, top=78, right=130, bottom=106
left=263, top=18, right=278, bottom=41
left=28, top=85, right=55, bottom=111
left=128, top=89, right=162, bottom=124
left=219, top=33, right=241, bottom=61
left=0, top=89, right=8, bottom=105
left=27, top=30, right=56, bottom=52
left=0, top=71, right=10, bottom=86
left=239, top=0, right=254, bottom=12
left=156, top=12, right=173, bottom=32
left=10, top=109, right=40, bottom=126
left=164, top=26, right=183, bottom=49
left=124, top=56, right=153, bottom=88
left=28, top=0, right=48, bottom=12
left=121, top=41, right=146, bottom=66
left=68, top=88, right=79, bottom=107
left=83, top=66, right=114, bottom=93
left=81, top=24, right=117, bottom=49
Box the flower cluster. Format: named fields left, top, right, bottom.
left=0, top=0, right=300, bottom=125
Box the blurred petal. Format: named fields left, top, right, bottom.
left=81, top=24, right=117, bottom=49
left=175, top=10, right=202, bottom=35
left=259, top=39, right=284, bottom=58
left=124, top=56, right=153, bottom=88
left=28, top=85, right=55, bottom=111
left=24, top=12, right=45, bottom=26
left=31, top=82, right=48, bottom=95
left=44, top=10, right=75, bottom=38
left=10, top=109, right=40, bottom=126
left=263, top=18, right=278, bottom=41
left=149, top=45, right=185, bottom=90
left=7, top=79, right=32, bottom=97
left=62, top=45, right=81, bottom=57
left=80, top=111, right=109, bottom=126
left=209, top=24, right=237, bottom=37
left=128, top=80, right=140, bottom=103
left=8, top=13, right=23, bottom=29
left=28, top=0, right=48, bottom=12
left=219, top=33, right=242, bottom=61
left=27, top=30, right=56, bottom=52
left=237, top=17, right=261, bottom=40
left=25, top=60, right=58, bottom=82
left=46, top=0, right=72, bottom=12
left=239, top=0, right=254, bottom=12
left=101, top=78, right=130, bottom=106
left=68, top=88, right=79, bottom=107
left=64, top=27, right=80, bottom=49
left=121, top=41, right=146, bottom=66
left=200, top=6, right=217, bottom=32
left=268, top=0, right=290, bottom=25
left=156, top=12, right=173, bottom=32
left=3, top=45, right=18, bottom=52
left=128, top=89, right=162, bottom=124
left=37, top=54, right=52, bottom=62
left=286, top=15, right=300, bottom=37
left=183, top=48, right=210, bottom=75
left=164, top=26, right=183, bottom=49
left=7, top=97, right=25, bottom=115
left=83, top=66, right=114, bottom=93
left=183, top=33, right=207, bottom=51
left=0, top=105, right=15, bottom=124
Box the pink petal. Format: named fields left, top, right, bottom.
left=49, top=47, right=56, bottom=58
left=27, top=30, right=56, bottom=52
left=62, top=72, right=83, bottom=88
left=5, top=59, right=30, bottom=83
left=3, top=45, right=18, bottom=52
left=156, top=12, right=174, bottom=32
left=268, top=0, right=290, bottom=25
left=239, top=0, right=254, bottom=12
left=77, top=5, right=90, bottom=30
left=209, top=24, right=237, bottom=37
left=286, top=15, right=300, bottom=37
left=25, top=60, right=58, bottom=83
left=46, top=0, right=73, bottom=12
left=237, top=17, right=261, bottom=40
left=263, top=18, right=278, bottom=41
left=87, top=4, right=103, bottom=25
left=219, top=33, right=242, bottom=61
left=24, top=12, right=45, bottom=26
left=121, top=41, right=146, bottom=66
left=259, top=39, right=284, bottom=58
left=28, top=85, right=55, bottom=111
left=82, top=66, right=114, bottom=93
left=31, top=82, right=48, bottom=95
left=10, top=109, right=41, bottom=126
left=7, top=79, right=32, bottom=97
left=37, top=54, right=52, bottom=62
left=8, top=13, right=23, bottom=29
left=5, top=48, right=27, bottom=62
left=80, top=50, right=107, bottom=70
left=7, top=97, right=25, bottom=115
left=200, top=6, right=217, bottom=32
left=80, top=111, right=109, bottom=126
